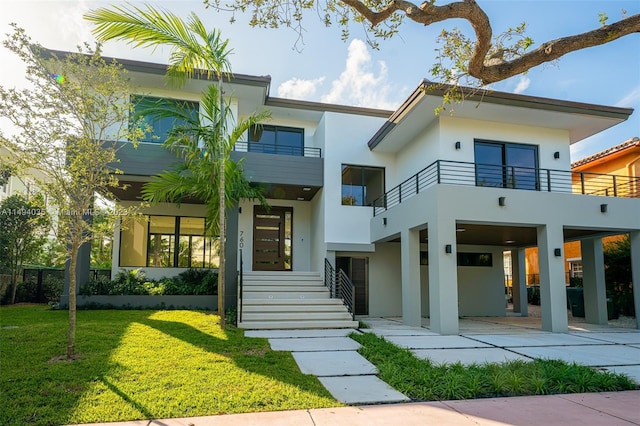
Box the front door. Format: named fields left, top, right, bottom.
left=253, top=206, right=292, bottom=271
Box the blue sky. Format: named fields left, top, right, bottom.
left=1, top=0, right=638, bottom=160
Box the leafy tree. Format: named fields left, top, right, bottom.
left=604, top=235, right=634, bottom=317
left=85, top=5, right=270, bottom=328
left=0, top=26, right=144, bottom=359
left=202, top=0, right=639, bottom=102
left=0, top=194, right=50, bottom=304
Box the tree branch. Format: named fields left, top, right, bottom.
left=338, top=0, right=638, bottom=85
left=479, top=14, right=640, bottom=84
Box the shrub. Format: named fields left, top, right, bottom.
left=78, top=268, right=218, bottom=296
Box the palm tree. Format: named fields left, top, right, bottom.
left=86, top=5, right=269, bottom=328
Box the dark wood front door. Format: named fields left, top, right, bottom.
left=253, top=206, right=292, bottom=271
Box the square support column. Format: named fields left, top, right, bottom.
left=401, top=228, right=421, bottom=327
left=631, top=231, right=640, bottom=330
left=581, top=238, right=607, bottom=325
left=428, top=219, right=459, bottom=335
left=537, top=224, right=568, bottom=333
left=511, top=249, right=528, bottom=316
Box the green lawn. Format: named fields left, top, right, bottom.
left=351, top=332, right=636, bottom=401
left=0, top=306, right=340, bottom=426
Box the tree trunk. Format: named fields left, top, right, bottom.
left=218, top=155, right=226, bottom=329
left=67, top=242, right=78, bottom=360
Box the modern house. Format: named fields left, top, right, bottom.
left=63, top=56, right=640, bottom=334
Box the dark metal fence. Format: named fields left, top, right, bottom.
left=373, top=160, right=640, bottom=216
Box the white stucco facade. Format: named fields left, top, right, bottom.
left=99, top=60, right=640, bottom=333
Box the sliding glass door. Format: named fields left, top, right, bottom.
left=475, top=140, right=539, bottom=190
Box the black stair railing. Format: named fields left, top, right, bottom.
left=237, top=249, right=244, bottom=325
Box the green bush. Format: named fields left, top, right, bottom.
left=79, top=268, right=218, bottom=296
left=604, top=235, right=634, bottom=317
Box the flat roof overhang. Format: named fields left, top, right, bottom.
left=369, top=80, right=634, bottom=153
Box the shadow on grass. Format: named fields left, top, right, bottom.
left=139, top=316, right=334, bottom=399
left=101, top=377, right=155, bottom=420
left=0, top=306, right=152, bottom=426
left=1, top=307, right=335, bottom=426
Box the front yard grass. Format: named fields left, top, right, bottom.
left=0, top=306, right=339, bottom=426
left=351, top=332, right=636, bottom=400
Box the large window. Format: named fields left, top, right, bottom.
left=341, top=165, right=385, bottom=206
left=120, top=215, right=218, bottom=268
left=132, top=96, right=199, bottom=144
left=249, top=125, right=304, bottom=156
left=474, top=140, right=539, bottom=190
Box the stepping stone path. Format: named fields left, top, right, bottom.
left=244, top=329, right=410, bottom=404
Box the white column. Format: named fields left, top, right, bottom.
left=428, top=218, right=459, bottom=335
left=401, top=228, right=422, bottom=327
left=511, top=249, right=528, bottom=316
left=581, top=238, right=607, bottom=325
left=537, top=224, right=568, bottom=332
left=631, top=231, right=640, bottom=330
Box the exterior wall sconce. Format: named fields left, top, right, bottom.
left=600, top=204, right=608, bottom=213
left=455, top=141, right=461, bottom=150
left=238, top=207, right=242, bottom=214
left=554, top=248, right=562, bottom=257
left=498, top=197, right=506, bottom=207
left=383, top=217, right=387, bottom=226
left=445, top=244, right=452, bottom=254
left=553, top=151, right=560, bottom=159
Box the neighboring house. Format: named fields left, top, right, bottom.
left=61, top=55, right=640, bottom=334
left=524, top=137, right=640, bottom=284
left=0, top=144, right=46, bottom=204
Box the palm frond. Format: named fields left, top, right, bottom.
left=85, top=5, right=231, bottom=87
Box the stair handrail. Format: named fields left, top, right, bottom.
left=237, top=248, right=244, bottom=325
left=337, top=268, right=356, bottom=320
left=324, top=258, right=336, bottom=298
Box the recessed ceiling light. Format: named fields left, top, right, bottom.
left=505, top=240, right=516, bottom=244
left=302, top=187, right=311, bottom=191
left=456, top=228, right=466, bottom=232
left=297, top=197, right=305, bottom=201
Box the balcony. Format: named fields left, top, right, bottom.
left=234, top=141, right=322, bottom=158
left=230, top=142, right=323, bottom=200
left=373, top=160, right=640, bottom=216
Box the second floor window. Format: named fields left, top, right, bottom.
left=342, top=165, right=385, bottom=206
left=132, top=96, right=199, bottom=144
left=249, top=125, right=304, bottom=156
left=474, top=140, right=539, bottom=190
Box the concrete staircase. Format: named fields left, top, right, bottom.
left=237, top=271, right=358, bottom=330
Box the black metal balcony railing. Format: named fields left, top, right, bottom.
left=234, top=141, right=322, bottom=158
left=373, top=160, right=640, bottom=216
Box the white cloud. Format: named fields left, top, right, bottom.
left=616, top=84, right=640, bottom=107
left=513, top=76, right=531, bottom=94
left=277, top=77, right=325, bottom=100
left=320, top=39, right=399, bottom=110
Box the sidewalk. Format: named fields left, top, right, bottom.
left=73, top=390, right=640, bottom=425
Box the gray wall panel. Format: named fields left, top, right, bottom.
left=231, top=151, right=323, bottom=186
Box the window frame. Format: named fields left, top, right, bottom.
left=341, top=164, right=386, bottom=207
left=131, top=95, right=200, bottom=144
left=119, top=214, right=217, bottom=269
left=474, top=139, right=540, bottom=190
left=248, top=124, right=305, bottom=156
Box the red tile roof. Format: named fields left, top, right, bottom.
left=571, top=137, right=640, bottom=168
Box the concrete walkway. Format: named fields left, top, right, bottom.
left=244, top=317, right=640, bottom=404
left=74, top=390, right=640, bottom=425
left=363, top=317, right=640, bottom=384
left=245, top=328, right=410, bottom=404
